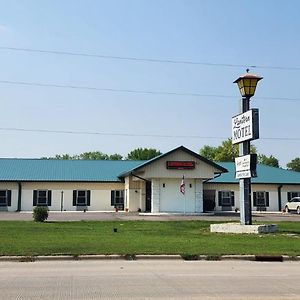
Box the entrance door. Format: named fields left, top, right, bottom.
left=203, top=190, right=216, bottom=212
left=145, top=181, right=152, bottom=212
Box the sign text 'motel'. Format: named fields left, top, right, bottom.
left=232, top=109, right=259, bottom=144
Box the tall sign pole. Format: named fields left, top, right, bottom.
left=239, top=96, right=252, bottom=225
left=233, top=70, right=262, bottom=226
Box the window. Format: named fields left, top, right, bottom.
left=33, top=190, right=52, bottom=206
left=287, top=192, right=300, bottom=201
left=111, top=190, right=124, bottom=210
left=73, top=190, right=91, bottom=206
left=0, top=190, right=11, bottom=206
left=218, top=191, right=234, bottom=207
left=253, top=191, right=269, bottom=207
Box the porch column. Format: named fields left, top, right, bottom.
left=195, top=179, right=203, bottom=213
left=151, top=179, right=160, bottom=213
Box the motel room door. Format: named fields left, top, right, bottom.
left=203, top=190, right=216, bottom=212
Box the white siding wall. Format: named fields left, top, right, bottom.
left=195, top=180, right=203, bottom=213
left=16, top=182, right=124, bottom=211
left=128, top=190, right=140, bottom=211
left=204, top=183, right=286, bottom=212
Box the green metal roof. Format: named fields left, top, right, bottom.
left=0, top=159, right=145, bottom=182
left=210, top=162, right=300, bottom=185
left=0, top=158, right=299, bottom=185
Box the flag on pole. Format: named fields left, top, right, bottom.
left=180, top=175, right=185, bottom=195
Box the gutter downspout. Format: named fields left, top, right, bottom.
left=278, top=185, right=283, bottom=212
left=17, top=182, right=22, bottom=211
left=131, top=173, right=148, bottom=182
left=203, top=173, right=221, bottom=184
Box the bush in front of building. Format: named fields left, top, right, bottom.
left=33, top=206, right=49, bottom=222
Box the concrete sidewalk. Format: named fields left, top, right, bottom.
left=0, top=211, right=299, bottom=221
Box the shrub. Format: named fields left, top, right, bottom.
left=33, top=206, right=49, bottom=222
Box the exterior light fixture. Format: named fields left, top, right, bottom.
left=234, top=69, right=263, bottom=98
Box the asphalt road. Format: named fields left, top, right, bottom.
left=0, top=260, right=299, bottom=300
left=0, top=211, right=299, bottom=221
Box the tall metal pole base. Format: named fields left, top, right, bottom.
left=239, top=178, right=252, bottom=225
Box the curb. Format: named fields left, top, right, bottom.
left=0, top=254, right=299, bottom=262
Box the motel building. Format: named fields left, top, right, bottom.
left=1, top=146, right=300, bottom=214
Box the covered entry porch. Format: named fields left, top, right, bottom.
left=122, top=146, right=227, bottom=214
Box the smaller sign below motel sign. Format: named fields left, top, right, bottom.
left=166, top=161, right=195, bottom=170
left=235, top=154, right=257, bottom=179
left=232, top=109, right=259, bottom=145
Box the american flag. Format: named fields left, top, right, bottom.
left=180, top=176, right=185, bottom=195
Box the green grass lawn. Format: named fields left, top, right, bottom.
left=0, top=220, right=299, bottom=256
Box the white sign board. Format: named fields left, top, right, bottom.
left=232, top=109, right=259, bottom=144
left=235, top=170, right=252, bottom=179
left=235, top=154, right=257, bottom=179
left=235, top=155, right=251, bottom=172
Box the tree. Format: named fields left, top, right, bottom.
left=199, top=145, right=217, bottom=161
left=258, top=154, right=279, bottom=167
left=42, top=151, right=123, bottom=160
left=53, top=154, right=73, bottom=160
left=126, top=148, right=161, bottom=160
left=77, top=151, right=109, bottom=160
left=200, top=138, right=256, bottom=162
left=287, top=158, right=300, bottom=172
left=214, top=139, right=239, bottom=162
left=109, top=153, right=123, bottom=160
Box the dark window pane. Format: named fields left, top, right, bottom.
left=77, top=197, right=86, bottom=205
left=221, top=191, right=231, bottom=206
left=38, top=190, right=47, bottom=197
left=0, top=197, right=7, bottom=205
left=78, top=191, right=86, bottom=197
left=37, top=190, right=48, bottom=205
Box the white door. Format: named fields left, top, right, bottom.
left=160, top=179, right=196, bottom=213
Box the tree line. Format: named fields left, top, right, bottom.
left=42, top=148, right=162, bottom=161
left=42, top=140, right=300, bottom=172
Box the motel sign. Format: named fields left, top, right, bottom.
left=232, top=109, right=259, bottom=145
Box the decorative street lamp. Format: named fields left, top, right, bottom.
left=233, top=69, right=263, bottom=225
left=234, top=69, right=263, bottom=99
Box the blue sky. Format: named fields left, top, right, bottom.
left=0, top=0, right=299, bottom=166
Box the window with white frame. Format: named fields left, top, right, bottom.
left=287, top=192, right=300, bottom=201
left=111, top=190, right=124, bottom=209
left=0, top=190, right=11, bottom=206
left=37, top=190, right=47, bottom=205
left=218, top=191, right=234, bottom=206
left=73, top=190, right=91, bottom=206
left=33, top=190, right=52, bottom=206
left=253, top=191, right=269, bottom=207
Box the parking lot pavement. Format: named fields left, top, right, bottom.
left=0, top=211, right=299, bottom=221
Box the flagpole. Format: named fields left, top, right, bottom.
left=184, top=192, right=186, bottom=215
left=180, top=175, right=186, bottom=215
